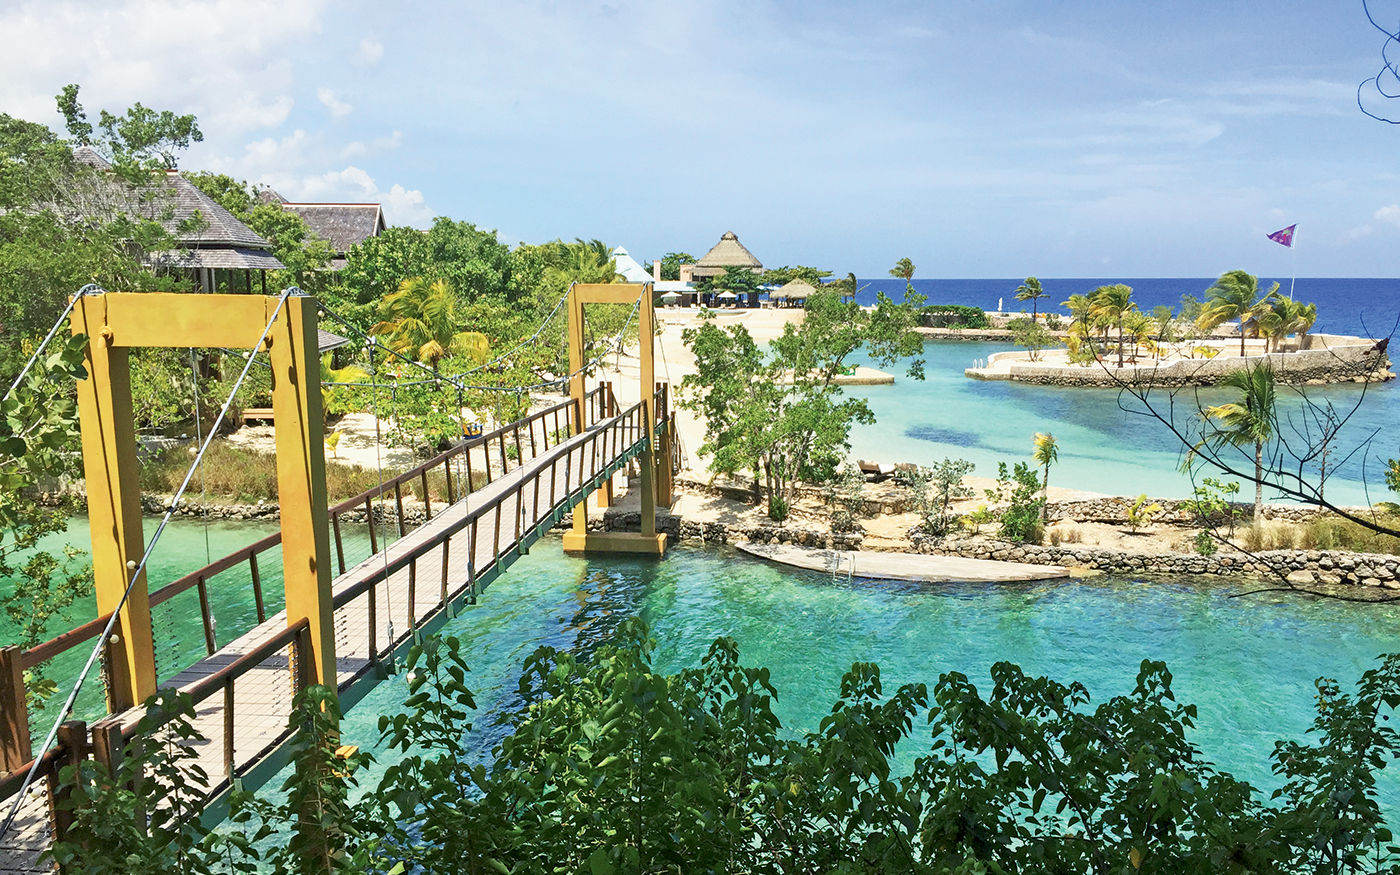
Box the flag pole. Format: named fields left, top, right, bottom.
left=1289, top=227, right=1297, bottom=300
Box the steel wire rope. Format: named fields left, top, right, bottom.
left=2, top=285, right=98, bottom=403
left=366, top=342, right=397, bottom=671
left=320, top=295, right=643, bottom=395
left=0, top=287, right=300, bottom=841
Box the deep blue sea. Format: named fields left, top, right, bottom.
left=852, top=277, right=1400, bottom=338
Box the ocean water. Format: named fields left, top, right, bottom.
left=854, top=277, right=1400, bottom=338
left=337, top=542, right=1400, bottom=813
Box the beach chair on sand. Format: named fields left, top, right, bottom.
left=857, top=459, right=896, bottom=482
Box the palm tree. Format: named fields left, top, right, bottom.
left=1062, top=293, right=1093, bottom=333
left=1202, top=362, right=1276, bottom=520
left=889, top=258, right=915, bottom=285
left=1150, top=305, right=1175, bottom=360
left=1033, top=432, right=1058, bottom=522
left=1088, top=284, right=1135, bottom=367
left=1122, top=311, right=1154, bottom=362
left=1198, top=270, right=1279, bottom=356
left=371, top=277, right=490, bottom=369
left=1014, top=277, right=1048, bottom=321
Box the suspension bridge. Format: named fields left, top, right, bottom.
left=0, top=283, right=678, bottom=870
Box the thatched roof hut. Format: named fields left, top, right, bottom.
left=772, top=279, right=817, bottom=301
left=280, top=203, right=387, bottom=270
left=688, top=231, right=762, bottom=279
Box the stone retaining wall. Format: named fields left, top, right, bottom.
left=598, top=508, right=863, bottom=551
left=1044, top=496, right=1367, bottom=526
left=674, top=475, right=913, bottom=516
left=908, top=532, right=1400, bottom=588
left=138, top=494, right=431, bottom=526
left=973, top=342, right=1390, bottom=388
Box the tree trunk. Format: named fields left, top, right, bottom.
left=1254, top=441, right=1264, bottom=521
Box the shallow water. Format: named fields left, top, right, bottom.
left=845, top=339, right=1398, bottom=503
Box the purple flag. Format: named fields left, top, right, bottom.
left=1267, top=224, right=1297, bottom=247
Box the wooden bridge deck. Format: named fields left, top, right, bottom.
left=0, top=401, right=652, bottom=872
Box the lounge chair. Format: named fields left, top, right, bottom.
left=857, top=459, right=896, bottom=482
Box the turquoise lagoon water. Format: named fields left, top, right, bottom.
left=8, top=518, right=1400, bottom=811
left=338, top=541, right=1400, bottom=810
left=2, top=515, right=376, bottom=724
left=844, top=339, right=1399, bottom=504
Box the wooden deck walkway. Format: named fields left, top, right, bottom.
left=0, top=397, right=654, bottom=871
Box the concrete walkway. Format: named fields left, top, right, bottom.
left=738, top=543, right=1069, bottom=583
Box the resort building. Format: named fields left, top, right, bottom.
left=610, top=246, right=655, bottom=283
left=278, top=201, right=388, bottom=270
left=682, top=231, right=764, bottom=307
left=71, top=147, right=285, bottom=293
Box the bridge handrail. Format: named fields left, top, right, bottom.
left=330, top=394, right=653, bottom=614
left=1, top=384, right=665, bottom=849
left=18, top=387, right=609, bottom=674
left=0, top=618, right=314, bottom=833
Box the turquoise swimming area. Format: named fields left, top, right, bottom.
left=846, top=339, right=1397, bottom=505
left=7, top=324, right=1400, bottom=812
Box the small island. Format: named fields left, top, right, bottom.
left=960, top=271, right=1395, bottom=387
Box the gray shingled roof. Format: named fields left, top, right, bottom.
left=150, top=247, right=286, bottom=270
left=72, top=145, right=111, bottom=169
left=280, top=203, right=386, bottom=255
left=162, top=173, right=273, bottom=249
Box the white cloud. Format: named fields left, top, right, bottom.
left=341, top=130, right=403, bottom=159
left=1375, top=204, right=1400, bottom=227
left=356, top=37, right=384, bottom=67
left=0, top=0, right=328, bottom=138
left=316, top=87, right=353, bottom=118
left=284, top=166, right=434, bottom=227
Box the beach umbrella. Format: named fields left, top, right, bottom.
left=716, top=291, right=738, bottom=300
left=660, top=292, right=680, bottom=305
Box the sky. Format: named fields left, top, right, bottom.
left=2, top=0, right=1400, bottom=277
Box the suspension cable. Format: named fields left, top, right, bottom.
left=320, top=294, right=643, bottom=395
left=3, top=285, right=100, bottom=402
left=0, top=287, right=299, bottom=841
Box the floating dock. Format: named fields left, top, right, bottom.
left=737, top=543, right=1069, bottom=583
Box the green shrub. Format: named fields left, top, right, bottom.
left=985, top=461, right=1045, bottom=543
left=47, top=626, right=1400, bottom=874
left=920, top=304, right=990, bottom=329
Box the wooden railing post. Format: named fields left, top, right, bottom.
left=249, top=553, right=267, bottom=623
left=50, top=720, right=87, bottom=842
left=90, top=718, right=123, bottom=778
left=0, top=646, right=31, bottom=772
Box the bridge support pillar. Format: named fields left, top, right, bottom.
left=72, top=291, right=338, bottom=714
left=561, top=283, right=667, bottom=556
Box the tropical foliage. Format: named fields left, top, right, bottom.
left=1199, top=362, right=1277, bottom=519
left=370, top=277, right=490, bottom=369
left=681, top=288, right=925, bottom=518
left=1013, top=275, right=1047, bottom=320
left=1198, top=270, right=1279, bottom=356
left=47, top=626, right=1400, bottom=874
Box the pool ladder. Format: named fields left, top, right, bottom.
left=831, top=550, right=855, bottom=581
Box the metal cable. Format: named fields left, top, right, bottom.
left=3, top=285, right=100, bottom=402
left=0, top=286, right=300, bottom=841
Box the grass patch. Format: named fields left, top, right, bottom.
left=139, top=442, right=465, bottom=505
left=1237, top=515, right=1400, bottom=555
